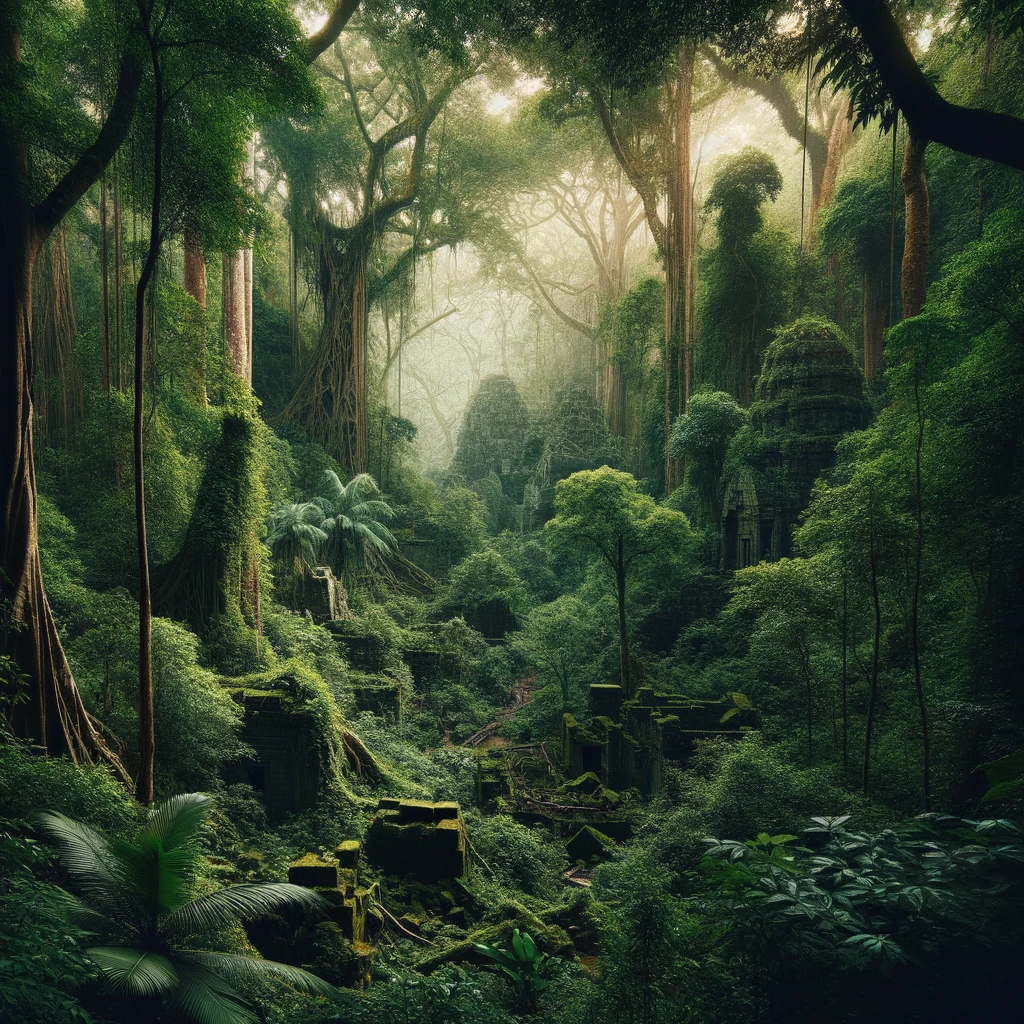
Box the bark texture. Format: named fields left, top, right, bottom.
left=900, top=132, right=930, bottom=319
left=1, top=30, right=138, bottom=781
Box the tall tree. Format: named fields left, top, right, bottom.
left=545, top=467, right=692, bottom=695
left=277, top=19, right=514, bottom=472
left=1, top=3, right=141, bottom=779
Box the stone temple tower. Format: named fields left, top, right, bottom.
left=721, top=316, right=871, bottom=570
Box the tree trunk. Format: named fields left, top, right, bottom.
left=34, top=225, right=83, bottom=444
left=911, top=368, right=931, bottom=808
left=183, top=232, right=207, bottom=307
left=862, top=272, right=886, bottom=379
left=282, top=232, right=370, bottom=473
left=863, top=482, right=881, bottom=796
left=133, top=46, right=165, bottom=807
left=100, top=173, right=111, bottom=392
left=616, top=534, right=631, bottom=697
left=663, top=44, right=693, bottom=495
left=0, top=85, right=128, bottom=783
left=810, top=109, right=854, bottom=237
left=224, top=249, right=247, bottom=379
left=183, top=231, right=208, bottom=406
left=114, top=159, right=123, bottom=390
left=900, top=132, right=930, bottom=319
left=841, top=575, right=848, bottom=772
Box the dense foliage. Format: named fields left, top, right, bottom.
left=2, top=2, right=1023, bottom=1024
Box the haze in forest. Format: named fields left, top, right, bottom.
left=2, top=4, right=1023, bottom=1024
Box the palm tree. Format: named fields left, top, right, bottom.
left=36, top=793, right=334, bottom=1024
left=266, top=501, right=328, bottom=578
left=312, top=471, right=396, bottom=582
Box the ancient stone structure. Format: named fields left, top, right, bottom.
left=533, top=381, right=621, bottom=524
left=224, top=689, right=320, bottom=819
left=721, top=317, right=871, bottom=570
left=364, top=799, right=471, bottom=882
left=452, top=375, right=539, bottom=502
left=287, top=841, right=377, bottom=945
left=562, top=684, right=757, bottom=796
left=294, top=565, right=351, bottom=623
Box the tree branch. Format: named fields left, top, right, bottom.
left=840, top=0, right=1024, bottom=170
left=305, top=0, right=361, bottom=63
left=589, top=87, right=666, bottom=254
left=516, top=252, right=596, bottom=338
left=34, top=48, right=144, bottom=241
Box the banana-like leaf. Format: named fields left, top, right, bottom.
left=162, top=883, right=329, bottom=939
left=474, top=943, right=519, bottom=972
left=86, top=946, right=178, bottom=997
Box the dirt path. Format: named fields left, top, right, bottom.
left=462, top=673, right=539, bottom=748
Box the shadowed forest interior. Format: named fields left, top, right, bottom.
left=2, top=2, right=1023, bottom=1023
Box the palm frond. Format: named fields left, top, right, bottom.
left=345, top=473, right=381, bottom=501
left=34, top=811, right=128, bottom=918
left=179, top=950, right=337, bottom=997
left=86, top=946, right=179, bottom=998
left=357, top=520, right=397, bottom=548
left=320, top=469, right=346, bottom=505
left=64, top=896, right=114, bottom=932
left=172, top=959, right=258, bottom=1024
left=143, top=792, right=213, bottom=852
left=161, top=883, right=329, bottom=940
left=113, top=833, right=195, bottom=922
left=348, top=499, right=395, bottom=522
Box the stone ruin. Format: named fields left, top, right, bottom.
left=222, top=686, right=321, bottom=820
left=562, top=683, right=758, bottom=796
left=721, top=317, right=871, bottom=569
left=363, top=798, right=471, bottom=882
left=287, top=840, right=377, bottom=946
left=294, top=565, right=351, bottom=623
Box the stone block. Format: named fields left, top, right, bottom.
left=335, top=840, right=361, bottom=867
left=289, top=853, right=339, bottom=889
left=364, top=800, right=469, bottom=882
left=566, top=825, right=616, bottom=865
left=398, top=800, right=437, bottom=823
left=589, top=683, right=624, bottom=720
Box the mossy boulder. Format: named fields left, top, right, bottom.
left=565, top=825, right=616, bottom=865
left=560, top=772, right=603, bottom=797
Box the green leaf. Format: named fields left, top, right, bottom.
left=162, top=883, right=329, bottom=939
left=86, top=946, right=178, bottom=998
left=143, top=793, right=213, bottom=853
left=172, top=958, right=257, bottom=1024
left=178, top=951, right=336, bottom=997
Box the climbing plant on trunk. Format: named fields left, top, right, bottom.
left=1, top=10, right=141, bottom=781
left=278, top=31, right=469, bottom=473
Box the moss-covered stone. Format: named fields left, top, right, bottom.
left=288, top=853, right=338, bottom=889
left=335, top=839, right=360, bottom=868
left=364, top=799, right=470, bottom=882
left=566, top=825, right=616, bottom=865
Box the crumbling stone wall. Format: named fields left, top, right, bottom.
left=364, top=799, right=470, bottom=882
left=562, top=684, right=758, bottom=796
